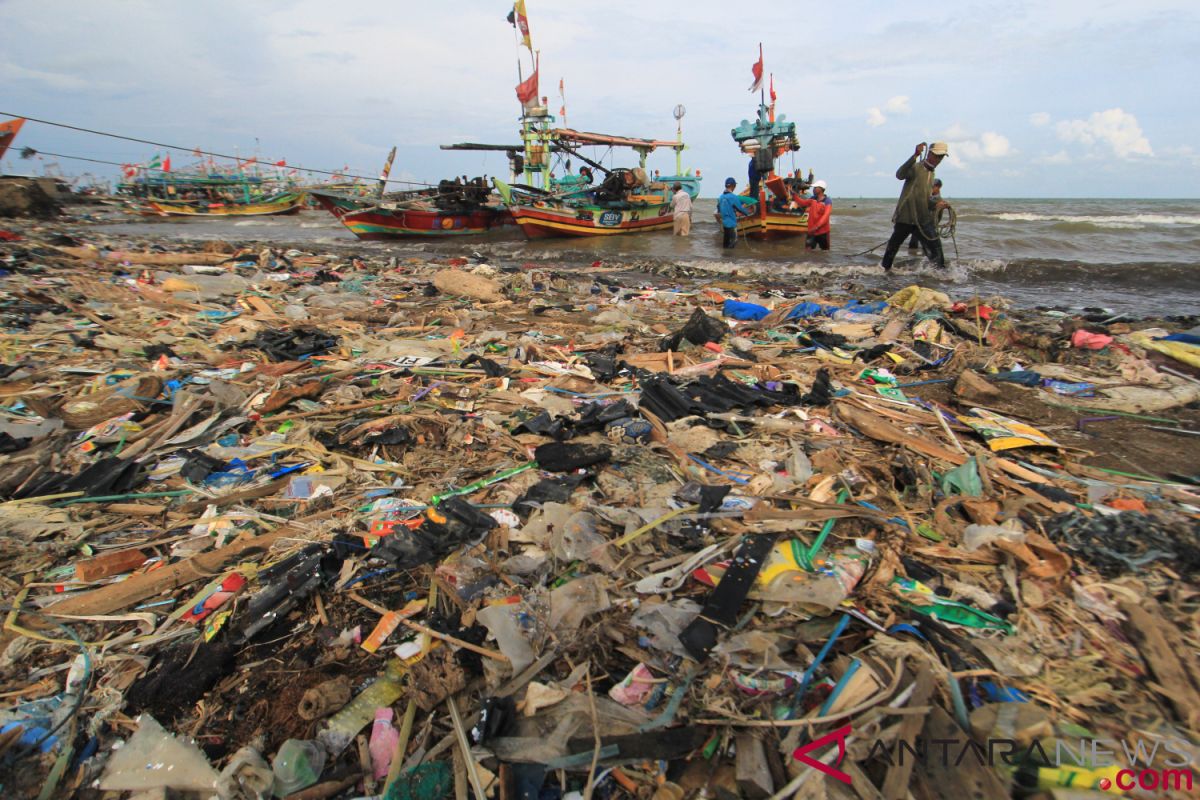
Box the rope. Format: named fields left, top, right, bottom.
left=850, top=240, right=891, bottom=257
left=937, top=204, right=960, bottom=263
left=0, top=111, right=435, bottom=187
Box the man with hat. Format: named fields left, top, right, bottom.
left=791, top=179, right=833, bottom=250
left=717, top=177, right=753, bottom=249
left=882, top=142, right=950, bottom=271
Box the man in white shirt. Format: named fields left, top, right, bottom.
left=669, top=182, right=692, bottom=236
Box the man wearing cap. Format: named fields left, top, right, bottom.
left=790, top=179, right=833, bottom=250
left=717, top=177, right=753, bottom=249
left=670, top=182, right=692, bottom=236
left=908, top=178, right=944, bottom=251
left=882, top=142, right=949, bottom=271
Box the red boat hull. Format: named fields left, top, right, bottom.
left=339, top=206, right=509, bottom=239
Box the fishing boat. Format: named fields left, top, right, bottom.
left=443, top=3, right=700, bottom=239
left=731, top=49, right=815, bottom=240
left=119, top=163, right=305, bottom=217
left=310, top=148, right=511, bottom=239
left=490, top=126, right=700, bottom=239
left=144, top=192, right=304, bottom=217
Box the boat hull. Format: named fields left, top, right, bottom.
left=736, top=209, right=810, bottom=239
left=509, top=203, right=674, bottom=238
left=338, top=206, right=508, bottom=239
left=145, top=193, right=305, bottom=217
left=735, top=191, right=810, bottom=240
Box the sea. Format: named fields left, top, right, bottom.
left=96, top=197, right=1200, bottom=318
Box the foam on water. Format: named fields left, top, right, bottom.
left=989, top=212, right=1200, bottom=227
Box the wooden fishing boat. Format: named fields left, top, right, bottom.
left=442, top=5, right=700, bottom=239
left=736, top=176, right=809, bottom=239
left=145, top=192, right=304, bottom=217
left=337, top=205, right=507, bottom=239
left=731, top=77, right=815, bottom=240
left=119, top=164, right=305, bottom=217
left=487, top=125, right=700, bottom=239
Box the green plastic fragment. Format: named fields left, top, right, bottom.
left=384, top=762, right=453, bottom=800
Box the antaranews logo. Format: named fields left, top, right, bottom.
left=791, top=725, right=1195, bottom=793
left=791, top=724, right=853, bottom=784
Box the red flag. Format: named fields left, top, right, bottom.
left=0, top=117, right=26, bottom=162
left=769, top=73, right=776, bottom=103
left=749, top=43, right=764, bottom=92
left=516, top=54, right=539, bottom=109
left=163, top=155, right=171, bottom=172
left=275, top=159, right=287, bottom=167
left=122, top=163, right=137, bottom=179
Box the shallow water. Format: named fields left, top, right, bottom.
left=96, top=197, right=1200, bottom=317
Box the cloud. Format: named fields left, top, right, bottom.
left=866, top=107, right=886, bottom=127
left=1054, top=108, right=1153, bottom=159
left=1029, top=112, right=1050, bottom=127
left=884, top=95, right=910, bottom=114
left=864, top=155, right=876, bottom=164
left=943, top=129, right=1012, bottom=166
left=1034, top=150, right=1072, bottom=165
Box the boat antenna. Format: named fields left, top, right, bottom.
left=673, top=104, right=686, bottom=175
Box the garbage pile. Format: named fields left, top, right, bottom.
left=1, top=228, right=1199, bottom=799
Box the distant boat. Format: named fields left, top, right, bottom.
left=118, top=164, right=305, bottom=217
left=144, top=192, right=304, bottom=217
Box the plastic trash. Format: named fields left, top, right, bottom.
left=271, top=738, right=326, bottom=797
left=369, top=707, right=400, bottom=780
left=217, top=740, right=274, bottom=799
left=477, top=600, right=537, bottom=673
left=318, top=659, right=407, bottom=755
left=98, top=714, right=221, bottom=793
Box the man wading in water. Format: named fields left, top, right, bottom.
left=881, top=142, right=950, bottom=271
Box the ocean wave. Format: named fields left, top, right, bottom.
left=986, top=212, right=1200, bottom=228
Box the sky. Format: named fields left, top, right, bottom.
left=2, top=0, right=1198, bottom=197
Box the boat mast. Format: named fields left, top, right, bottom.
left=377, top=146, right=396, bottom=198
left=673, top=104, right=686, bottom=176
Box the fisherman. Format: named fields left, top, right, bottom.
left=748, top=158, right=761, bottom=199
left=670, top=182, right=693, bottom=236
left=908, top=178, right=944, bottom=251
left=881, top=142, right=949, bottom=271
left=718, top=177, right=753, bottom=249
left=789, top=179, right=832, bottom=250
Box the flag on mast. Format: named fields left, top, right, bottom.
left=508, top=1, right=532, bottom=51
left=769, top=73, right=776, bottom=103
left=516, top=52, right=540, bottom=109
left=749, top=43, right=764, bottom=92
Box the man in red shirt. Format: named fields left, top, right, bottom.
left=791, top=179, right=832, bottom=250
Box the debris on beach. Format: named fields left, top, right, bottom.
left=1, top=220, right=1198, bottom=799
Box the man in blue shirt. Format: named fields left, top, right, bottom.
left=717, top=177, right=753, bottom=249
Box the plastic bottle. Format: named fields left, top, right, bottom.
left=271, top=739, right=326, bottom=797
left=369, top=707, right=400, bottom=780
left=317, top=659, right=407, bottom=755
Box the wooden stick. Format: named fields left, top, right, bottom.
left=447, top=695, right=488, bottom=800
left=347, top=592, right=508, bottom=662
left=265, top=395, right=408, bottom=422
